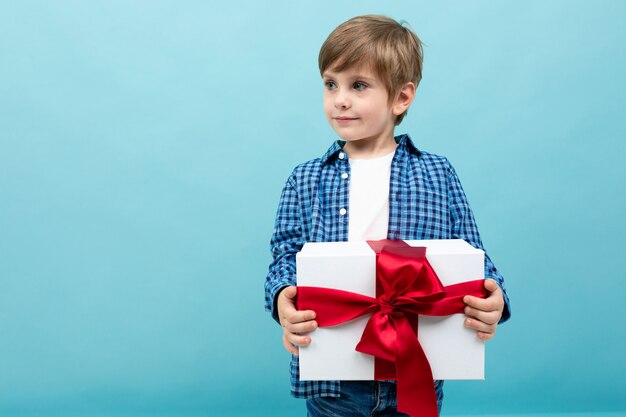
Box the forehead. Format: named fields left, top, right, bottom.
left=323, top=63, right=381, bottom=81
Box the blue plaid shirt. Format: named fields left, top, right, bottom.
left=265, top=134, right=511, bottom=399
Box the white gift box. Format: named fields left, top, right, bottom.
left=296, top=239, right=485, bottom=381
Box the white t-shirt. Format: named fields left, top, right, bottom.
left=347, top=150, right=395, bottom=241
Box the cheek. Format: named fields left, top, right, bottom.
left=323, top=97, right=333, bottom=117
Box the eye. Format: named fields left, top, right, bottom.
left=353, top=81, right=368, bottom=91
left=324, top=80, right=337, bottom=90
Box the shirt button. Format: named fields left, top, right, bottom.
left=339, top=208, right=347, bottom=216
left=341, top=173, right=348, bottom=179
left=338, top=152, right=345, bottom=160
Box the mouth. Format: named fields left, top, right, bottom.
left=334, top=116, right=358, bottom=124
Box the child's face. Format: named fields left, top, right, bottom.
left=322, top=65, right=397, bottom=146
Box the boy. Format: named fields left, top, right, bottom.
left=265, top=15, right=510, bottom=417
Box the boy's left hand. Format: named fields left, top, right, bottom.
left=463, top=278, right=504, bottom=341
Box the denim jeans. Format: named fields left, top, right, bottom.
left=306, top=381, right=443, bottom=417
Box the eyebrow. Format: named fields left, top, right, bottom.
left=322, top=71, right=377, bottom=83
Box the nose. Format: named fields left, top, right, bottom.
left=334, top=89, right=351, bottom=109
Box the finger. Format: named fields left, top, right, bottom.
left=463, top=294, right=499, bottom=312
left=464, top=306, right=501, bottom=326
left=284, top=319, right=318, bottom=334
left=484, top=278, right=500, bottom=294
left=464, top=316, right=497, bottom=334
left=277, top=286, right=299, bottom=315
left=284, top=309, right=317, bottom=325
left=278, top=286, right=298, bottom=313
left=281, top=285, right=298, bottom=301
left=282, top=334, right=299, bottom=355
left=286, top=331, right=313, bottom=347
left=463, top=279, right=502, bottom=307
left=484, top=279, right=503, bottom=308
left=477, top=331, right=495, bottom=341
left=463, top=295, right=491, bottom=311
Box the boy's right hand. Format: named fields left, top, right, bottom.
left=277, top=286, right=318, bottom=355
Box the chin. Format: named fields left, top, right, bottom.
left=334, top=132, right=362, bottom=142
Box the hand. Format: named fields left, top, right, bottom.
left=463, top=278, right=504, bottom=341
left=277, top=286, right=318, bottom=355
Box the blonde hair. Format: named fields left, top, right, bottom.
left=318, top=15, right=423, bottom=125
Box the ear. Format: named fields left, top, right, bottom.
left=392, top=82, right=416, bottom=116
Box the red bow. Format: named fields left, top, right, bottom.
left=298, top=240, right=487, bottom=417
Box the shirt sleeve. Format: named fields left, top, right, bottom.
left=265, top=173, right=304, bottom=323
left=446, top=162, right=511, bottom=323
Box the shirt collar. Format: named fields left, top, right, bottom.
left=320, top=133, right=421, bottom=165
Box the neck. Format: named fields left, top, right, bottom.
left=343, top=134, right=397, bottom=160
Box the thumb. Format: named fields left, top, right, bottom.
left=282, top=285, right=297, bottom=300
left=484, top=278, right=499, bottom=293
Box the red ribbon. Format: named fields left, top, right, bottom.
left=297, top=240, right=487, bottom=417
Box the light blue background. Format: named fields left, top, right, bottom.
left=1, top=1, right=625, bottom=416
